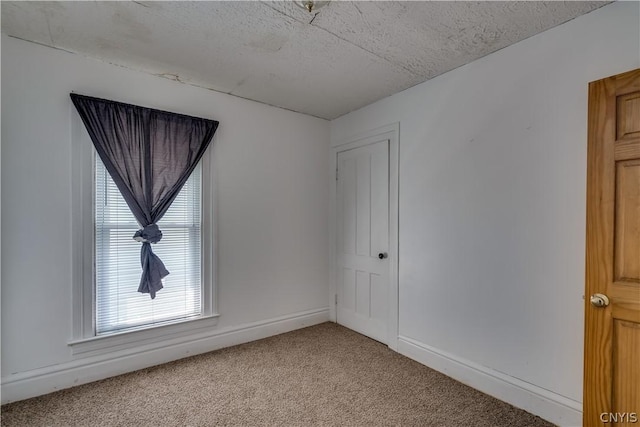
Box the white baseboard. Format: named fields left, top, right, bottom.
left=397, top=335, right=582, bottom=427
left=1, top=308, right=330, bottom=404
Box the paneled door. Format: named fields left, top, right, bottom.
left=584, top=68, right=640, bottom=426
left=336, top=139, right=389, bottom=344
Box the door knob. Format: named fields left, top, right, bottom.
left=378, top=252, right=388, bottom=259
left=590, top=293, right=610, bottom=308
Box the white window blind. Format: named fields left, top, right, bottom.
left=95, top=156, right=202, bottom=335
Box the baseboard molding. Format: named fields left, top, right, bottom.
left=397, top=335, right=582, bottom=427
left=1, top=308, right=330, bottom=404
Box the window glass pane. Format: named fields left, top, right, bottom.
left=95, top=157, right=202, bottom=335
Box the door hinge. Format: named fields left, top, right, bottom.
left=336, top=167, right=338, bottom=181
left=335, top=293, right=338, bottom=305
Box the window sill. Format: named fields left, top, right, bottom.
left=68, top=314, right=220, bottom=356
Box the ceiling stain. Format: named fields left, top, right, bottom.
left=247, top=33, right=288, bottom=53
left=110, top=4, right=153, bottom=45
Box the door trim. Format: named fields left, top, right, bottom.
left=329, top=122, right=399, bottom=350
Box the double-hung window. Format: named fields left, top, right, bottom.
left=70, top=118, right=217, bottom=353
left=95, top=157, right=202, bottom=334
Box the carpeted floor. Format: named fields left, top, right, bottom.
left=1, top=322, right=554, bottom=426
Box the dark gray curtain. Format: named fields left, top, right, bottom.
left=71, top=94, right=219, bottom=299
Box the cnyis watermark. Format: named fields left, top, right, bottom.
left=600, top=412, right=638, bottom=423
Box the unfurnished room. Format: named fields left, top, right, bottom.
left=1, top=1, right=639, bottom=426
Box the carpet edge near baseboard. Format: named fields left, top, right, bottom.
left=1, top=307, right=330, bottom=404
left=397, top=335, right=581, bottom=427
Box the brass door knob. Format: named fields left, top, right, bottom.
left=590, top=293, right=610, bottom=308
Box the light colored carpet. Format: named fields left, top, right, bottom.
left=1, top=322, right=553, bottom=426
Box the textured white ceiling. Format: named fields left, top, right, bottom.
left=1, top=1, right=609, bottom=119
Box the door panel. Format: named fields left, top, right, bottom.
left=614, top=160, right=640, bottom=282
left=356, top=270, right=371, bottom=316
left=342, top=267, right=355, bottom=311
left=585, top=68, right=640, bottom=427
left=356, top=155, right=371, bottom=256
left=342, top=157, right=357, bottom=256
left=613, top=320, right=640, bottom=422
left=336, top=139, right=389, bottom=343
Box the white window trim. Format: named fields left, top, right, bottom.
left=69, top=108, right=218, bottom=356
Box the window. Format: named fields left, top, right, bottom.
left=95, top=157, right=202, bottom=335
left=70, top=118, right=217, bottom=353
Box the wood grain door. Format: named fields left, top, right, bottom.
left=336, top=139, right=389, bottom=344
left=584, top=68, right=640, bottom=426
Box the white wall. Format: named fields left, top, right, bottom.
left=331, top=2, right=639, bottom=425
left=1, top=35, right=330, bottom=401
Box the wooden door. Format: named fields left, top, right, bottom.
left=336, top=139, right=389, bottom=343
left=584, top=68, right=640, bottom=426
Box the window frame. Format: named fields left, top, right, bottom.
left=69, top=110, right=218, bottom=356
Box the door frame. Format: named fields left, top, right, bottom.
left=329, top=122, right=399, bottom=350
